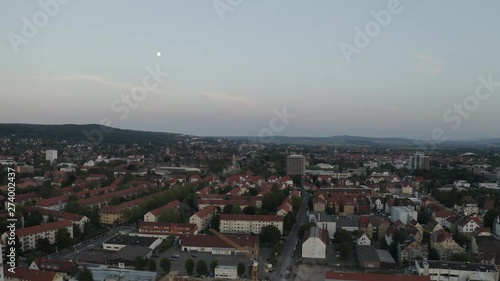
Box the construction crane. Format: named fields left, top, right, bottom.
left=209, top=228, right=259, bottom=281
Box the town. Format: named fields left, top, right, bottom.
left=0, top=124, right=500, bottom=281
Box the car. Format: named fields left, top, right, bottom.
left=171, top=257, right=177, bottom=261
left=191, top=254, right=197, bottom=258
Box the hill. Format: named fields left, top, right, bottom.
left=0, top=124, right=178, bottom=145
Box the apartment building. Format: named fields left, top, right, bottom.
left=220, top=214, right=284, bottom=234
left=2, top=220, right=73, bottom=252
left=27, top=207, right=89, bottom=232
left=137, top=222, right=198, bottom=238
left=189, top=206, right=217, bottom=231
left=143, top=200, right=181, bottom=222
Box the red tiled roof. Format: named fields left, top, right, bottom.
left=34, top=257, right=77, bottom=274
left=325, top=271, right=431, bottom=281
left=35, top=195, right=70, bottom=207
left=193, top=206, right=217, bottom=219
left=139, top=222, right=198, bottom=235
left=4, top=267, right=59, bottom=281
left=220, top=214, right=283, bottom=222
left=12, top=220, right=72, bottom=237
left=28, top=206, right=85, bottom=222
left=149, top=200, right=182, bottom=216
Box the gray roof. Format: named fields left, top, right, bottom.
left=357, top=246, right=379, bottom=263
left=88, top=266, right=158, bottom=281
left=375, top=249, right=396, bottom=264
left=334, top=215, right=360, bottom=228
left=107, top=246, right=152, bottom=262
left=104, top=235, right=158, bottom=247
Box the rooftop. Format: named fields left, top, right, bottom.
left=104, top=235, right=159, bottom=247
left=325, top=271, right=430, bottom=281
left=416, top=260, right=497, bottom=272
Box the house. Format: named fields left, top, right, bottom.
left=308, top=212, right=337, bottom=239
left=143, top=200, right=181, bottom=222
left=29, top=257, right=77, bottom=279
left=189, top=206, right=217, bottom=231
left=357, top=232, right=371, bottom=246
left=430, top=231, right=465, bottom=260
left=426, top=220, right=443, bottom=233
left=277, top=198, right=293, bottom=216
left=457, top=215, right=481, bottom=237
left=398, top=238, right=428, bottom=264
left=302, top=226, right=327, bottom=259
left=137, top=222, right=198, bottom=238
left=385, top=220, right=404, bottom=246
left=1, top=220, right=73, bottom=252
left=220, top=214, right=284, bottom=234
left=373, top=197, right=384, bottom=211
left=4, top=267, right=63, bottom=281
left=313, top=195, right=326, bottom=212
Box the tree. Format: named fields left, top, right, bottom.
left=211, top=215, right=220, bottom=232
left=185, top=258, right=195, bottom=275
left=158, top=208, right=180, bottom=223
left=134, top=256, right=145, bottom=270
left=334, top=229, right=353, bottom=244
left=237, top=262, right=246, bottom=277
left=148, top=258, right=157, bottom=271
left=64, top=201, right=82, bottom=214
left=36, top=238, right=52, bottom=253
left=337, top=242, right=351, bottom=259
left=55, top=228, right=72, bottom=249
left=196, top=259, right=208, bottom=277
left=222, top=204, right=234, bottom=214
left=243, top=206, right=257, bottom=215
left=450, top=253, right=474, bottom=262
left=260, top=225, right=281, bottom=244
left=77, top=265, right=94, bottom=281
left=428, top=248, right=440, bottom=260
left=210, top=260, right=219, bottom=272
left=453, top=232, right=468, bottom=247
left=484, top=209, right=500, bottom=228
left=231, top=205, right=243, bottom=214
left=160, top=258, right=171, bottom=273
left=283, top=212, right=296, bottom=233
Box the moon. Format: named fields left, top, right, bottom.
left=156, top=51, right=161, bottom=57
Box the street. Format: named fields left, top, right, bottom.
left=51, top=226, right=135, bottom=260
left=269, top=190, right=309, bottom=281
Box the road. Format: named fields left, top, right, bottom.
left=51, top=226, right=135, bottom=260
left=269, top=190, right=309, bottom=281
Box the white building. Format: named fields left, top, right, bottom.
left=308, top=212, right=336, bottom=239
left=220, top=214, right=283, bottom=234
left=215, top=265, right=238, bottom=279
left=302, top=226, right=327, bottom=259
left=357, top=233, right=371, bottom=246
left=1, top=220, right=73, bottom=252
left=374, top=198, right=384, bottom=211
left=415, top=260, right=498, bottom=281
left=189, top=206, right=217, bottom=231
left=45, top=150, right=58, bottom=162
left=391, top=206, right=418, bottom=225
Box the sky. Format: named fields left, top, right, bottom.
left=1, top=0, right=499, bottom=140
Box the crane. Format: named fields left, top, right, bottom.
left=209, top=228, right=259, bottom=281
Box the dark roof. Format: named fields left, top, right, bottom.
left=104, top=235, right=158, bottom=247
left=182, top=234, right=259, bottom=250
left=107, top=246, right=152, bottom=262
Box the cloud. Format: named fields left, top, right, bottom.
left=203, top=91, right=255, bottom=105
left=415, top=54, right=445, bottom=77
left=39, top=74, right=133, bottom=90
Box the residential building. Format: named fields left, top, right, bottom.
left=457, top=215, right=481, bottom=237
left=27, top=207, right=89, bottom=232
left=29, top=257, right=77, bottom=279
left=334, top=215, right=360, bottom=232
left=356, top=246, right=396, bottom=269
left=220, top=214, right=284, bottom=234
left=302, top=226, right=327, bottom=259
left=308, top=212, right=336, bottom=239
left=1, top=220, right=73, bottom=252
left=430, top=231, right=465, bottom=260
left=391, top=206, right=418, bottom=225
left=286, top=155, right=306, bottom=175
left=415, top=260, right=498, bottom=281
left=136, top=222, right=198, bottom=238
left=357, top=232, right=371, bottom=246
left=45, top=150, right=58, bottom=162
left=410, top=153, right=430, bottom=170
left=143, top=200, right=181, bottom=222
left=4, top=267, right=63, bottom=281
left=215, top=265, right=238, bottom=280
left=189, top=206, right=217, bottom=231
left=398, top=238, right=428, bottom=264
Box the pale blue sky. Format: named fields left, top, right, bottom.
left=1, top=0, right=499, bottom=139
